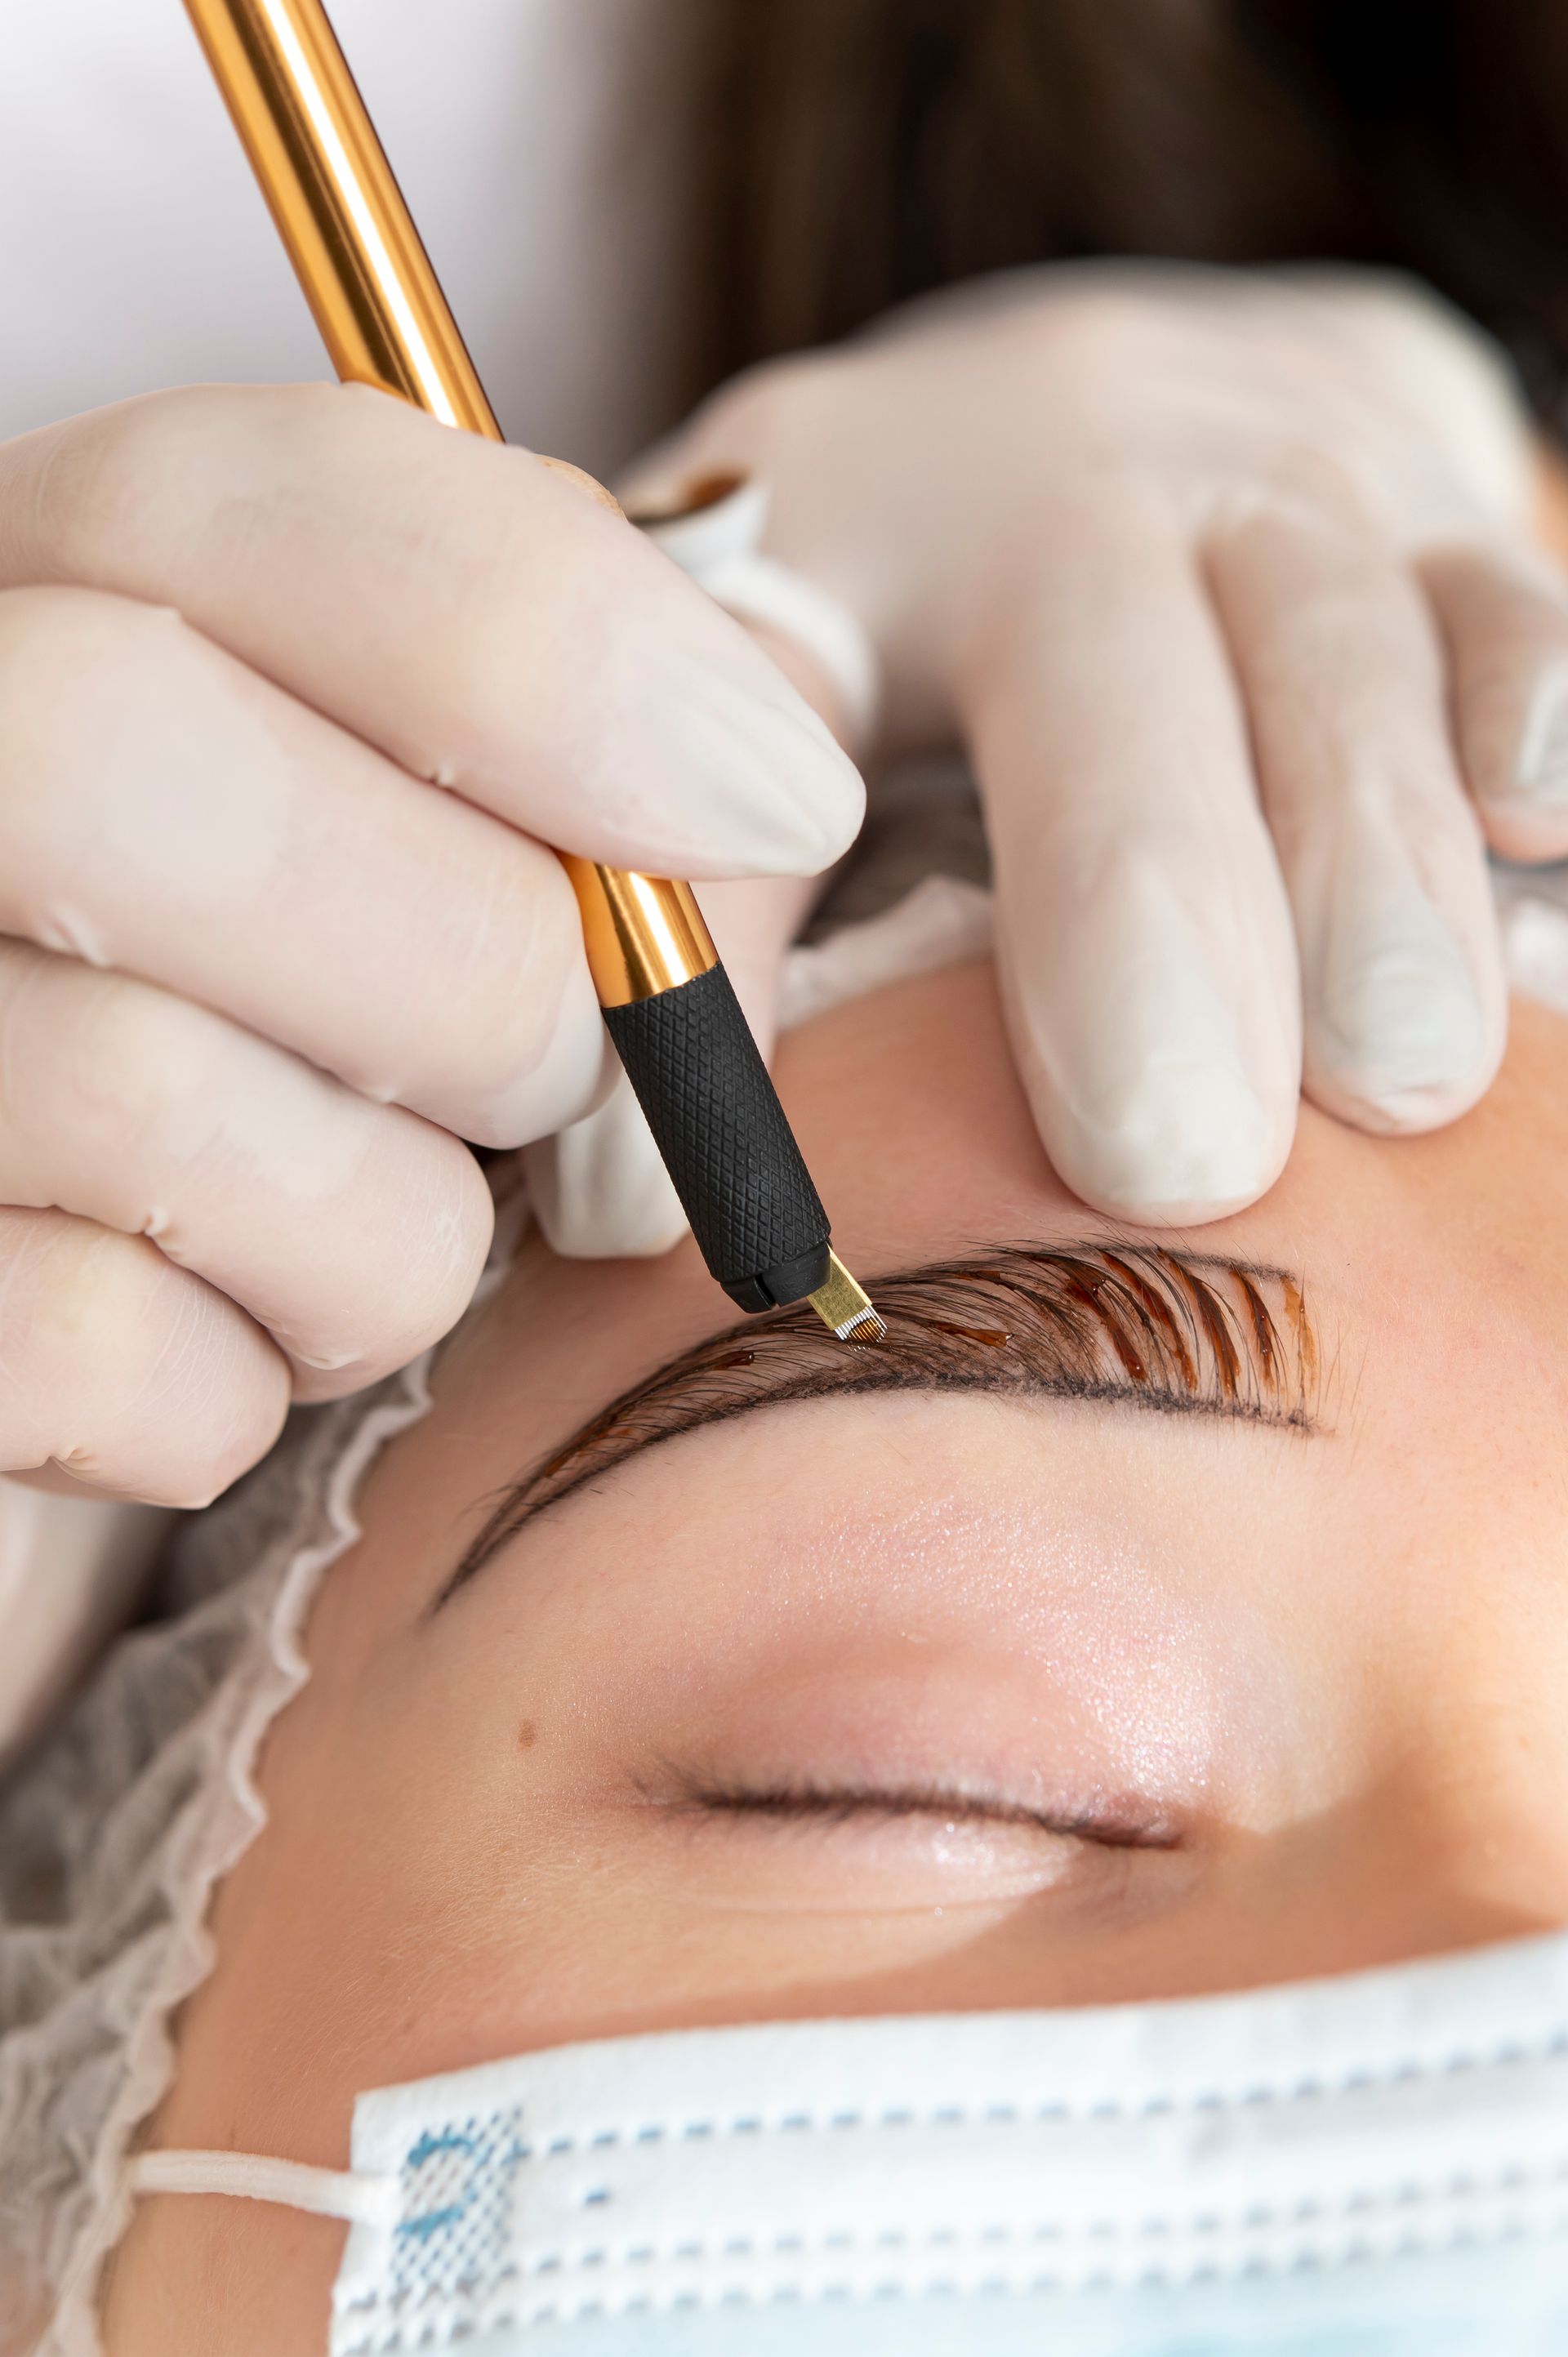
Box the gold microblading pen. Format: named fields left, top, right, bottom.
left=182, top=0, right=882, bottom=1341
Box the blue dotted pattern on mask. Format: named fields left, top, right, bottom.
left=389, top=2105, right=528, bottom=2301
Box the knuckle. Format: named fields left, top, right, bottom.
left=23, top=382, right=354, bottom=590
left=395, top=1138, right=496, bottom=1335
left=709, top=345, right=846, bottom=434
left=0, top=589, right=196, bottom=867
left=0, top=595, right=66, bottom=815
left=145, top=1303, right=290, bottom=1507
left=9, top=1214, right=169, bottom=1374
left=287, top=1132, right=494, bottom=1391
left=996, top=286, right=1171, bottom=404
left=0, top=1210, right=286, bottom=1505
left=56, top=967, right=216, bottom=1138
left=0, top=586, right=105, bottom=767
left=23, top=392, right=203, bottom=579
left=0, top=581, right=78, bottom=676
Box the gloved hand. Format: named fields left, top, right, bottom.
left=0, top=382, right=862, bottom=1505
left=604, top=265, right=1568, bottom=1228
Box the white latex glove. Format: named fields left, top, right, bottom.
left=607, top=264, right=1567, bottom=1226
left=0, top=382, right=862, bottom=1507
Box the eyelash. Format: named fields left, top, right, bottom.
left=656, top=1776, right=1183, bottom=1853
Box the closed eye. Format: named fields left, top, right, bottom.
left=643, top=1773, right=1186, bottom=1852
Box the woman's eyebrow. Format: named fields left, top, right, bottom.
left=430, top=1240, right=1320, bottom=1611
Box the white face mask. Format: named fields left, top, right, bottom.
left=127, top=1933, right=1568, bottom=2355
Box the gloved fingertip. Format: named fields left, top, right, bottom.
left=1462, top=666, right=1568, bottom=861
left=1042, top=1058, right=1292, bottom=1229
left=1304, top=907, right=1499, bottom=1135
left=523, top=1073, right=690, bottom=1261
left=462, top=967, right=612, bottom=1152
left=1511, top=666, right=1568, bottom=806
left=1475, top=795, right=1568, bottom=867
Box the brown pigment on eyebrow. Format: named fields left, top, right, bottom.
left=1156, top=1251, right=1241, bottom=1401
left=893, top=1316, right=1011, bottom=1350
left=1099, top=1319, right=1148, bottom=1384
left=1280, top=1273, right=1317, bottom=1395
left=1060, top=1262, right=1150, bottom=1386
left=1097, top=1251, right=1199, bottom=1392
left=1093, top=1268, right=1167, bottom=1388
left=535, top=1441, right=580, bottom=1483
left=533, top=1402, right=626, bottom=1484
left=1075, top=1272, right=1150, bottom=1376
left=1234, top=1271, right=1277, bottom=1389
left=710, top=1349, right=757, bottom=1370
left=1036, top=1257, right=1149, bottom=1388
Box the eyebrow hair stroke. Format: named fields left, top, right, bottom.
left=433, top=1241, right=1318, bottom=1610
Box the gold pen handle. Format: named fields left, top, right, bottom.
left=182, top=0, right=718, bottom=1001
left=182, top=0, right=882, bottom=1334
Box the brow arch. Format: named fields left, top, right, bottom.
left=430, top=1241, right=1317, bottom=1611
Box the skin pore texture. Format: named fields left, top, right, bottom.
left=105, top=960, right=1568, bottom=2354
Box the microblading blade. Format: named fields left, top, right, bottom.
left=807, top=1250, right=886, bottom=1343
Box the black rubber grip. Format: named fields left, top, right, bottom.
left=603, top=962, right=831, bottom=1311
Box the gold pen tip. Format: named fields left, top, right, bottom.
left=806, top=1250, right=886, bottom=1345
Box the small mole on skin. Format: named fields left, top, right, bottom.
left=518, top=1721, right=537, bottom=1752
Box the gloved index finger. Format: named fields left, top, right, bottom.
left=0, top=382, right=864, bottom=881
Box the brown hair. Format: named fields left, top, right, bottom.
left=698, top=0, right=1568, bottom=424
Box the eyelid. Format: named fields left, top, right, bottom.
left=647, top=1774, right=1185, bottom=1854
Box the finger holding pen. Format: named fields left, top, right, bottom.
left=176, top=0, right=879, bottom=1335
left=0, top=393, right=860, bottom=1505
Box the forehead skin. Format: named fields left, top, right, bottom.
left=103, top=965, right=1568, bottom=2356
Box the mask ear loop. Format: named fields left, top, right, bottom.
left=128, top=2148, right=399, bottom=2227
